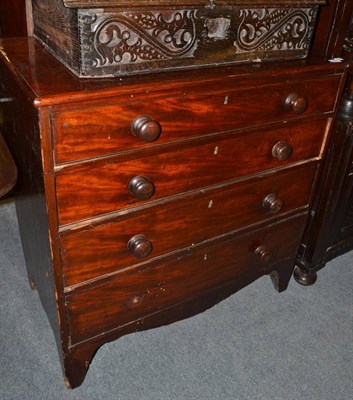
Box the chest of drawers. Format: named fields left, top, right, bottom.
left=0, top=37, right=347, bottom=388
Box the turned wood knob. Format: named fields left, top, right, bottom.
left=131, top=115, right=161, bottom=142
left=271, top=141, right=293, bottom=161
left=262, top=193, right=283, bottom=213
left=254, top=245, right=272, bottom=264
left=284, top=93, right=308, bottom=114
left=129, top=176, right=155, bottom=200
left=127, top=234, right=152, bottom=259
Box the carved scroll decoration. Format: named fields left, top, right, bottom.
left=235, top=8, right=316, bottom=52
left=78, top=7, right=318, bottom=74
left=81, top=10, right=197, bottom=67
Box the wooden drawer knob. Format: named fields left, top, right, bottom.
left=129, top=176, right=155, bottom=200
left=262, top=193, right=283, bottom=213
left=284, top=93, right=308, bottom=114
left=127, top=234, right=152, bottom=259
left=271, top=141, right=293, bottom=161
left=131, top=115, right=161, bottom=142
left=254, top=245, right=272, bottom=264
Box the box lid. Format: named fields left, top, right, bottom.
left=62, top=0, right=327, bottom=8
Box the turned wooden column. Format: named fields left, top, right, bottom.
left=294, top=78, right=353, bottom=285
left=294, top=2, right=353, bottom=286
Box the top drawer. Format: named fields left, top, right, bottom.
left=51, top=75, right=341, bottom=164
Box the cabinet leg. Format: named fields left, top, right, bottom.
left=270, top=263, right=294, bottom=293
left=293, top=265, right=317, bottom=286
left=62, top=343, right=100, bottom=389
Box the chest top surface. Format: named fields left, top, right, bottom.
left=0, top=37, right=347, bottom=108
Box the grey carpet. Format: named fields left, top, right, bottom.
left=0, top=198, right=352, bottom=400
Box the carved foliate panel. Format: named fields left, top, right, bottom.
left=78, top=6, right=319, bottom=76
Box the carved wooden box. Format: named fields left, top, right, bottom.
left=32, top=0, right=326, bottom=77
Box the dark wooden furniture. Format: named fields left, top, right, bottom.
left=294, top=1, right=353, bottom=285
left=295, top=81, right=353, bottom=284
left=0, top=36, right=347, bottom=387
left=31, top=0, right=323, bottom=77
left=0, top=133, right=17, bottom=197
left=0, top=0, right=28, bottom=38
left=310, top=0, right=353, bottom=60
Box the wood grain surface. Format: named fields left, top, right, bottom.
left=55, top=118, right=329, bottom=225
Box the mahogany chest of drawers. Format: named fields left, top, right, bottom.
left=0, top=37, right=347, bottom=388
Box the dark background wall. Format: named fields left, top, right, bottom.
left=0, top=0, right=28, bottom=38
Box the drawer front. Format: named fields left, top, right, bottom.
left=61, top=163, right=317, bottom=287
left=52, top=75, right=340, bottom=163
left=66, top=214, right=307, bottom=344
left=56, top=118, right=328, bottom=225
